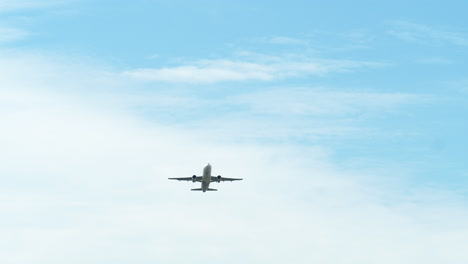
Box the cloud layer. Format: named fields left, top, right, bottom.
left=124, top=57, right=384, bottom=83
left=1, top=49, right=467, bottom=264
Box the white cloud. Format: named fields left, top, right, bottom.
left=1, top=51, right=468, bottom=264
left=123, top=57, right=385, bottom=84
left=124, top=60, right=274, bottom=83
left=388, top=21, right=468, bottom=46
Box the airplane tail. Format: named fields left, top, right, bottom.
left=191, top=188, right=217, bottom=191
left=191, top=188, right=203, bottom=191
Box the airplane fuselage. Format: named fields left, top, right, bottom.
left=201, top=163, right=212, bottom=192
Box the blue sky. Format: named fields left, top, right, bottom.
left=1, top=1, right=468, bottom=263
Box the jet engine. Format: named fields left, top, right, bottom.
left=192, top=175, right=197, bottom=182
left=216, top=175, right=221, bottom=183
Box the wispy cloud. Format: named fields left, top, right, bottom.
left=388, top=21, right=468, bottom=46
left=0, top=27, right=29, bottom=43
left=123, top=57, right=385, bottom=84
left=449, top=79, right=468, bottom=94
left=0, top=0, right=73, bottom=12
left=167, top=87, right=433, bottom=144
left=266, top=36, right=309, bottom=45
left=124, top=60, right=273, bottom=83
left=415, top=57, right=454, bottom=65
left=231, top=88, right=429, bottom=116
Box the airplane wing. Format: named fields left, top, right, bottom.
left=168, top=176, right=202, bottom=182
left=210, top=176, right=243, bottom=182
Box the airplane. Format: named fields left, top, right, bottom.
left=168, top=163, right=242, bottom=192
